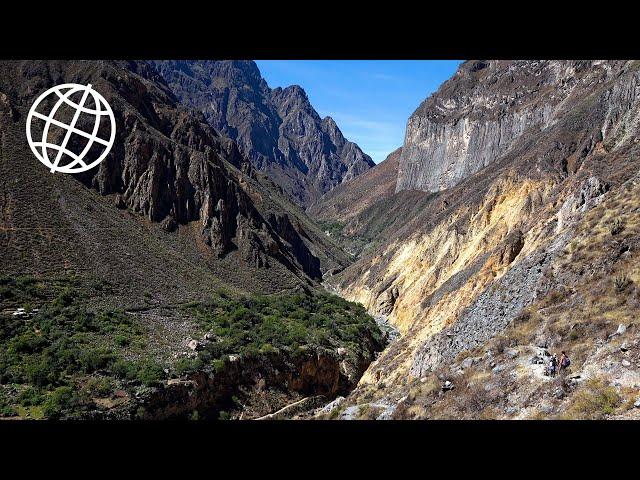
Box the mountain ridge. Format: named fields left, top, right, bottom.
left=150, top=60, right=375, bottom=207
left=0, top=59, right=351, bottom=300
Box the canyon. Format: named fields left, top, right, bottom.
left=2, top=60, right=640, bottom=420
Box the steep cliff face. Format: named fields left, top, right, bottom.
left=322, top=60, right=640, bottom=419
left=397, top=60, right=630, bottom=193
left=0, top=60, right=349, bottom=299
left=151, top=61, right=374, bottom=207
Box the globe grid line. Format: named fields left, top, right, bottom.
left=50, top=84, right=93, bottom=172
left=29, top=111, right=111, bottom=147
left=52, top=88, right=113, bottom=116
left=26, top=83, right=116, bottom=174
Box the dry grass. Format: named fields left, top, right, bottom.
left=560, top=377, right=621, bottom=419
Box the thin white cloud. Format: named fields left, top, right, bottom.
left=323, top=112, right=402, bottom=163
left=326, top=112, right=397, bottom=135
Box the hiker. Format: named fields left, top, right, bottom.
left=546, top=355, right=558, bottom=377
left=559, top=351, right=571, bottom=371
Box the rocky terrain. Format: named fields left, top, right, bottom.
left=397, top=60, right=631, bottom=192
left=151, top=61, right=374, bottom=207
left=309, top=147, right=401, bottom=224
left=317, top=60, right=640, bottom=420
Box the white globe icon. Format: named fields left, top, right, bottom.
left=26, top=83, right=116, bottom=174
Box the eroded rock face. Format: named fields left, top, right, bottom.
left=92, top=345, right=383, bottom=420
left=556, top=176, right=609, bottom=232
left=410, top=231, right=567, bottom=377
left=0, top=60, right=326, bottom=281
left=397, top=60, right=629, bottom=193
left=151, top=61, right=374, bottom=207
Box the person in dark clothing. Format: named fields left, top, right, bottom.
left=559, top=351, right=570, bottom=371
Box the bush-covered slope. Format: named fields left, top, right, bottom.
left=0, top=276, right=384, bottom=419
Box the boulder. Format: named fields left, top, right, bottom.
left=461, top=356, right=479, bottom=369
left=492, top=364, right=506, bottom=373
left=319, top=396, right=345, bottom=415
left=505, top=348, right=519, bottom=359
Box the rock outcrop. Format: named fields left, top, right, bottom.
left=397, top=60, right=629, bottom=193
left=151, top=61, right=374, bottom=207
left=0, top=60, right=351, bottom=297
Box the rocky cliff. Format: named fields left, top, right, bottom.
left=151, top=61, right=374, bottom=207
left=397, top=60, right=630, bottom=193
left=319, top=60, right=640, bottom=420
left=0, top=60, right=355, bottom=301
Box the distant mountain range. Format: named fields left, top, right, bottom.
left=151, top=60, right=374, bottom=207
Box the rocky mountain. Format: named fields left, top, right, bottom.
left=0, top=60, right=353, bottom=298
left=150, top=60, right=374, bottom=207
left=317, top=60, right=640, bottom=420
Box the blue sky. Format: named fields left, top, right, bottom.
left=255, top=60, right=462, bottom=163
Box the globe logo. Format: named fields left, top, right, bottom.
left=26, top=83, right=116, bottom=174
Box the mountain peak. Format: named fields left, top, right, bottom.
left=153, top=60, right=373, bottom=206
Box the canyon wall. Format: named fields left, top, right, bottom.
left=151, top=61, right=374, bottom=207
left=396, top=60, right=629, bottom=193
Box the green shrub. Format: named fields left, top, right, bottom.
left=78, top=347, right=115, bottom=373
left=43, top=386, right=78, bottom=419
left=83, top=376, right=115, bottom=397
left=134, top=360, right=165, bottom=386
left=609, top=218, right=624, bottom=235
left=614, top=274, right=631, bottom=292
left=17, top=387, right=44, bottom=407
left=111, top=359, right=139, bottom=381
left=174, top=357, right=203, bottom=376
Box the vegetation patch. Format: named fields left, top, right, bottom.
left=0, top=276, right=154, bottom=418
left=561, top=377, right=621, bottom=419
left=0, top=276, right=383, bottom=419
left=184, top=290, right=384, bottom=365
